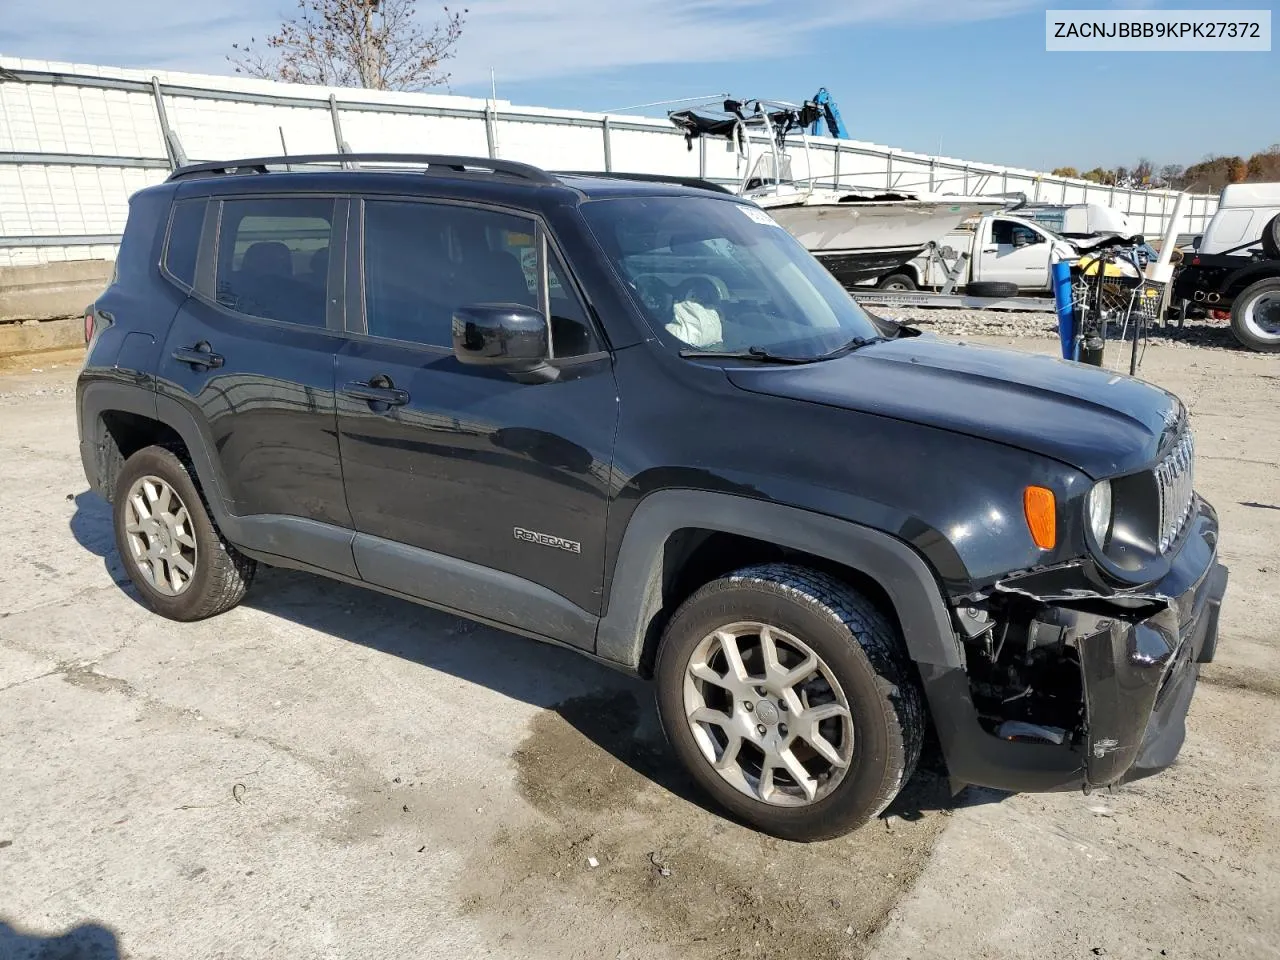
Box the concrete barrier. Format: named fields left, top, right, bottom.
left=0, top=317, right=84, bottom=361
left=0, top=260, right=113, bottom=323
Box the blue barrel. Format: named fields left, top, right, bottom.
left=1051, top=259, right=1075, bottom=360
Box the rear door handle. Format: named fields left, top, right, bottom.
left=343, top=381, right=409, bottom=407
left=172, top=343, right=224, bottom=369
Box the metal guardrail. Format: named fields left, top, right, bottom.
left=0, top=234, right=124, bottom=248
left=0, top=152, right=171, bottom=169
left=0, top=64, right=1220, bottom=254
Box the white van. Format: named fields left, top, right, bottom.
left=1198, top=183, right=1280, bottom=255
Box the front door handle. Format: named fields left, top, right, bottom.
left=172, top=342, right=224, bottom=370
left=343, top=380, right=409, bottom=407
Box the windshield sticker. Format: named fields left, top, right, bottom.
left=738, top=205, right=782, bottom=227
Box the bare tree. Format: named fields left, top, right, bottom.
left=1159, top=163, right=1185, bottom=188
left=230, top=0, right=466, bottom=91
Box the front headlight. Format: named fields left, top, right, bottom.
left=1086, top=479, right=1113, bottom=546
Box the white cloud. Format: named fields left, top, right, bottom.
left=0, top=1, right=287, bottom=72
left=4, top=0, right=1122, bottom=87
left=449, top=0, right=1043, bottom=85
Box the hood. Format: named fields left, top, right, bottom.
left=726, top=337, right=1182, bottom=478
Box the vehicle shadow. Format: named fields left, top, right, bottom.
left=0, top=918, right=121, bottom=960
left=68, top=492, right=1005, bottom=826
left=241, top=563, right=731, bottom=817
left=68, top=491, right=138, bottom=600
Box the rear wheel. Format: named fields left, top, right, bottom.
left=654, top=564, right=924, bottom=841
left=877, top=272, right=917, bottom=292
left=1229, top=278, right=1280, bottom=353
left=113, top=445, right=255, bottom=620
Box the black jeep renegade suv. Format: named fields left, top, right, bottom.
left=77, top=153, right=1228, bottom=841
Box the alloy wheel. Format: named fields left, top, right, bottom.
left=682, top=621, right=854, bottom=806
left=124, top=475, right=198, bottom=596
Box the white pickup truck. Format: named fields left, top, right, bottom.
left=876, top=213, right=1080, bottom=296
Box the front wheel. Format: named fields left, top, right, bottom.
left=1230, top=278, right=1280, bottom=353
left=654, top=564, right=925, bottom=841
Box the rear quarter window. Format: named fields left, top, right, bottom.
left=163, top=199, right=206, bottom=290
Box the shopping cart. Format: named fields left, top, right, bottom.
left=1069, top=242, right=1165, bottom=375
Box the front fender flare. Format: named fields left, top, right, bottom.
left=594, top=489, right=961, bottom=671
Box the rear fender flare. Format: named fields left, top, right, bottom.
left=1224, top=262, right=1280, bottom=299
left=153, top=392, right=237, bottom=524
left=82, top=379, right=236, bottom=529
left=594, top=489, right=962, bottom=672
left=78, top=379, right=159, bottom=499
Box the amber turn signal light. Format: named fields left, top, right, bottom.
left=1023, top=486, right=1056, bottom=550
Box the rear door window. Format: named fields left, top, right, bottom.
left=215, top=197, right=335, bottom=326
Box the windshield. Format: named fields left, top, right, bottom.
left=580, top=195, right=880, bottom=357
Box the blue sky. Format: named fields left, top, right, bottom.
left=2, top=0, right=1275, bottom=171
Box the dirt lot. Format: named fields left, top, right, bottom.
left=1, top=331, right=1277, bottom=960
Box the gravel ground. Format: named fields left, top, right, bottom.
left=877, top=306, right=1242, bottom=352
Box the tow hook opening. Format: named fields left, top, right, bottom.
left=955, top=562, right=1175, bottom=751
left=956, top=602, right=1086, bottom=746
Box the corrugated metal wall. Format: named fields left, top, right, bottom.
left=0, top=56, right=1220, bottom=267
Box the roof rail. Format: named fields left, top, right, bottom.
left=167, top=153, right=558, bottom=185
left=556, top=170, right=733, bottom=194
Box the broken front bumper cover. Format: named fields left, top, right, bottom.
left=921, top=495, right=1227, bottom=793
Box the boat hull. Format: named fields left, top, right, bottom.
left=762, top=197, right=1004, bottom=284
left=812, top=246, right=928, bottom=285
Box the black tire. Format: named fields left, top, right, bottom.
left=113, top=445, right=255, bottom=621
left=1261, top=213, right=1280, bottom=261
left=654, top=563, right=925, bottom=841
left=877, top=272, right=917, bottom=291
left=965, top=281, right=1019, bottom=298
left=1229, top=277, right=1280, bottom=353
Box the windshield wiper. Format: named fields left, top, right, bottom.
left=678, top=345, right=819, bottom=365
left=813, top=335, right=888, bottom=360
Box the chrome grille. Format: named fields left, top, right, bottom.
left=1156, top=430, right=1195, bottom=553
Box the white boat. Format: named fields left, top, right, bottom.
left=669, top=99, right=1008, bottom=285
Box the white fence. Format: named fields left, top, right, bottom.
left=0, top=55, right=1219, bottom=267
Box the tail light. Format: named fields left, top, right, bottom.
left=84, top=305, right=96, bottom=344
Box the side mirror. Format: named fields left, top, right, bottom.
left=452, top=303, right=554, bottom=381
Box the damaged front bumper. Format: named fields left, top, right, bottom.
left=921, top=495, right=1228, bottom=793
